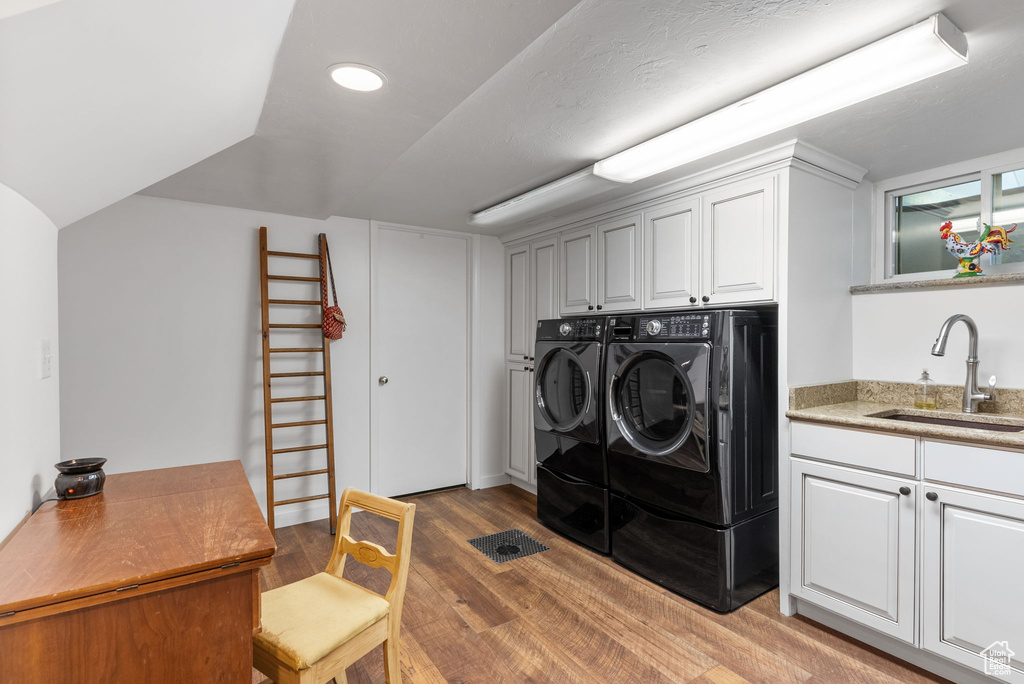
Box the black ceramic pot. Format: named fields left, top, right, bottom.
left=54, top=458, right=107, bottom=500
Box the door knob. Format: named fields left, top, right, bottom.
left=378, top=376, right=389, bottom=386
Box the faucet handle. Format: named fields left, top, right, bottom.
left=989, top=375, right=998, bottom=389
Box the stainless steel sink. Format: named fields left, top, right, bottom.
left=868, top=411, right=1024, bottom=433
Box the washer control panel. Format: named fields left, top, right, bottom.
left=636, top=314, right=710, bottom=339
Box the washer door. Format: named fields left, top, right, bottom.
left=535, top=348, right=592, bottom=433
left=609, top=346, right=709, bottom=472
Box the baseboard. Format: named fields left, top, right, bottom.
left=473, top=473, right=511, bottom=490
left=274, top=502, right=329, bottom=529
left=509, top=475, right=537, bottom=495
left=794, top=599, right=997, bottom=684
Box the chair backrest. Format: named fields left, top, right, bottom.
left=325, top=488, right=416, bottom=608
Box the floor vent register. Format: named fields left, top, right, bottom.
left=467, top=529, right=549, bottom=564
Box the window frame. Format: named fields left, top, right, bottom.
left=873, top=147, right=1024, bottom=284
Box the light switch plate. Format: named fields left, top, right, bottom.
left=40, top=339, right=52, bottom=379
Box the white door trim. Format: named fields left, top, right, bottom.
left=369, top=220, right=474, bottom=495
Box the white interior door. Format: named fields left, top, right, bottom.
left=372, top=224, right=469, bottom=497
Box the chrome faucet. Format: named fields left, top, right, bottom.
left=930, top=314, right=996, bottom=413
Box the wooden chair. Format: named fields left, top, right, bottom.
left=253, top=488, right=416, bottom=684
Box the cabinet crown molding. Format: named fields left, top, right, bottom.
left=500, top=139, right=866, bottom=246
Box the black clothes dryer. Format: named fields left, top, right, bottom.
left=534, top=316, right=610, bottom=553
left=604, top=309, right=778, bottom=611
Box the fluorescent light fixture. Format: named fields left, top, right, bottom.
left=594, top=13, right=968, bottom=183
left=328, top=63, right=386, bottom=92
left=470, top=168, right=616, bottom=226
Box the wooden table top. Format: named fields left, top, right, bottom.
left=0, top=461, right=276, bottom=615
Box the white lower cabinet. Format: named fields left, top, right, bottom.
left=791, top=459, right=917, bottom=643
left=922, top=484, right=1024, bottom=681
left=790, top=424, right=1024, bottom=682
left=505, top=364, right=535, bottom=483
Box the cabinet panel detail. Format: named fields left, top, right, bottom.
left=791, top=459, right=916, bottom=644
left=644, top=199, right=699, bottom=310
left=597, top=215, right=641, bottom=311
left=560, top=227, right=595, bottom=314
left=702, top=176, right=775, bottom=305
left=506, top=246, right=529, bottom=360
left=923, top=485, right=1024, bottom=677
left=506, top=365, right=533, bottom=481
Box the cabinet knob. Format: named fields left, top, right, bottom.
left=378, top=376, right=389, bottom=386
left=926, top=491, right=938, bottom=501
left=523, top=355, right=529, bottom=360
left=689, top=296, right=697, bottom=304
left=588, top=305, right=594, bottom=310
left=529, top=356, right=534, bottom=361
left=702, top=295, right=710, bottom=303
left=899, top=486, right=911, bottom=496
left=596, top=304, right=603, bottom=310
left=523, top=366, right=530, bottom=371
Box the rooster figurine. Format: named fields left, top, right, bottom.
left=940, top=221, right=1016, bottom=277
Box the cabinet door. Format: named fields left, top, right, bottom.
left=559, top=226, right=596, bottom=314
left=791, top=459, right=917, bottom=644
left=530, top=237, right=558, bottom=359
left=506, top=245, right=530, bottom=361
left=643, top=198, right=700, bottom=310
left=505, top=364, right=533, bottom=481
left=701, top=176, right=775, bottom=306
left=922, top=485, right=1024, bottom=681
left=596, top=214, right=641, bottom=312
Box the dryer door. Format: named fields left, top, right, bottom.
left=607, top=343, right=710, bottom=472
left=534, top=341, right=600, bottom=444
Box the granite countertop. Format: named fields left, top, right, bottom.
left=787, top=381, right=1024, bottom=450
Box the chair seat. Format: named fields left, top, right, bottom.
left=255, top=572, right=391, bottom=671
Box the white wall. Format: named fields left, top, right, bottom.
left=0, top=182, right=60, bottom=541
left=59, top=194, right=506, bottom=527
left=472, top=235, right=511, bottom=488
left=59, top=196, right=371, bottom=527
left=852, top=285, right=1024, bottom=387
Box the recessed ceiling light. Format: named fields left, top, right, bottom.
left=327, top=63, right=386, bottom=92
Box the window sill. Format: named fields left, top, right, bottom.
left=850, top=272, right=1024, bottom=294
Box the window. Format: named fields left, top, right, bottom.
left=881, top=155, right=1024, bottom=281
left=892, top=179, right=980, bottom=276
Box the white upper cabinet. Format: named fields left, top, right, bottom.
left=701, top=175, right=775, bottom=306
left=530, top=238, right=558, bottom=356
left=922, top=485, right=1024, bottom=680
left=559, top=226, right=597, bottom=314
left=596, top=213, right=642, bottom=313
left=506, top=244, right=530, bottom=360
left=791, top=459, right=917, bottom=644
left=643, top=198, right=700, bottom=310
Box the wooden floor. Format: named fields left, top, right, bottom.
left=253, top=485, right=949, bottom=684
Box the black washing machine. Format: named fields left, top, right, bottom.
left=605, top=309, right=778, bottom=612
left=534, top=316, right=610, bottom=553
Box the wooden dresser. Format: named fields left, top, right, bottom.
left=0, top=461, right=276, bottom=683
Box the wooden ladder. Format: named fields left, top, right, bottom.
left=258, top=226, right=338, bottom=536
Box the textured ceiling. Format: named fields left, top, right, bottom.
left=139, top=0, right=1024, bottom=235
left=0, top=0, right=294, bottom=228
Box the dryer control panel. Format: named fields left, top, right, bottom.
left=537, top=317, right=605, bottom=341
left=612, top=313, right=711, bottom=340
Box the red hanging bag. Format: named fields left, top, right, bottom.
left=319, top=235, right=347, bottom=340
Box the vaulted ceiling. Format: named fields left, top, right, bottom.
left=6, top=1, right=1024, bottom=234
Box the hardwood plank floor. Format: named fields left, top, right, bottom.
left=253, top=485, right=949, bottom=684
